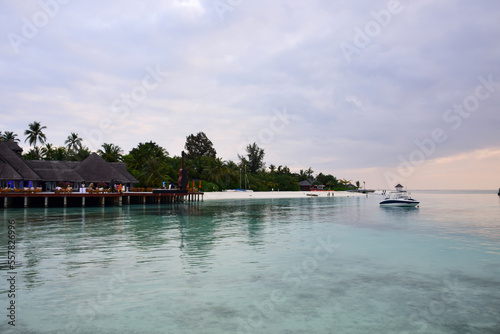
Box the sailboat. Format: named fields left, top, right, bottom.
left=224, top=164, right=253, bottom=192
left=236, top=164, right=253, bottom=192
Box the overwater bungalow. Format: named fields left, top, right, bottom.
left=0, top=140, right=138, bottom=191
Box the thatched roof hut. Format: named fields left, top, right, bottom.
left=110, top=162, right=139, bottom=184
left=74, top=153, right=133, bottom=183
left=0, top=140, right=41, bottom=182
left=1, top=142, right=138, bottom=189
left=26, top=160, right=84, bottom=182
left=5, top=140, right=23, bottom=154
left=299, top=180, right=312, bottom=191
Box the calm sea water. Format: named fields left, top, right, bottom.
left=1, top=191, right=499, bottom=334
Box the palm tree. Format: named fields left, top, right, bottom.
left=73, top=146, right=91, bottom=161
left=305, top=167, right=314, bottom=179
left=52, top=147, right=68, bottom=161
left=98, top=143, right=123, bottom=162
left=1, top=131, right=20, bottom=142
left=23, top=147, right=42, bottom=160
left=65, top=132, right=82, bottom=151
left=41, top=143, right=55, bottom=160
left=24, top=121, right=47, bottom=147
left=139, top=156, right=171, bottom=187
left=201, top=157, right=226, bottom=186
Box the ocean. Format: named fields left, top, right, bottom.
left=1, top=190, right=499, bottom=333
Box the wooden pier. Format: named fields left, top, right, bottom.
left=0, top=191, right=203, bottom=209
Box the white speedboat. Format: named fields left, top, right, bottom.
left=379, top=191, right=419, bottom=207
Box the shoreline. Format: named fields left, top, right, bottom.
left=202, top=190, right=365, bottom=200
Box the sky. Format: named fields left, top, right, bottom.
left=1, top=0, right=499, bottom=190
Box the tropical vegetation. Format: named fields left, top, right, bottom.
left=1, top=125, right=361, bottom=191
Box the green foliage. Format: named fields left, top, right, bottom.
left=23, top=147, right=42, bottom=160
left=65, top=132, right=83, bottom=151
left=267, top=165, right=300, bottom=191
left=199, top=181, right=219, bottom=192
left=12, top=124, right=355, bottom=192
left=315, top=173, right=338, bottom=189
left=185, top=132, right=216, bottom=159
left=24, top=121, right=47, bottom=147
left=39, top=142, right=91, bottom=161
left=184, top=132, right=217, bottom=178
left=1, top=131, right=20, bottom=142
left=123, top=141, right=171, bottom=187
left=98, top=143, right=123, bottom=162
left=239, top=142, right=265, bottom=174
left=72, top=147, right=91, bottom=161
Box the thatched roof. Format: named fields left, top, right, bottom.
left=0, top=161, right=23, bottom=180
left=27, top=160, right=84, bottom=182
left=0, top=143, right=138, bottom=184
left=0, top=141, right=41, bottom=181
left=299, top=180, right=312, bottom=186
left=110, top=162, right=139, bottom=183
left=74, top=153, right=131, bottom=183
left=5, top=140, right=23, bottom=153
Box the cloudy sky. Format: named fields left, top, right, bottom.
left=1, top=0, right=499, bottom=189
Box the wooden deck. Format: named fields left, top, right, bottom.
left=0, top=191, right=204, bottom=208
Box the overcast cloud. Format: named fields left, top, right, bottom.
left=1, top=0, right=499, bottom=189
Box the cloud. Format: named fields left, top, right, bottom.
left=1, top=0, right=499, bottom=189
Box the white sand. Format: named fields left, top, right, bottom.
left=202, top=190, right=365, bottom=200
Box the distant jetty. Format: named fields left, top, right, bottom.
left=347, top=189, right=375, bottom=194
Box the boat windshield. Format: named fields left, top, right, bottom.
left=385, top=191, right=413, bottom=200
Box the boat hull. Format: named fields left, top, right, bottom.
left=379, top=200, right=420, bottom=207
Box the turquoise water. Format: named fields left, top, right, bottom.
left=1, top=191, right=499, bottom=333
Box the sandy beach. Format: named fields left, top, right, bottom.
left=202, top=190, right=365, bottom=200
